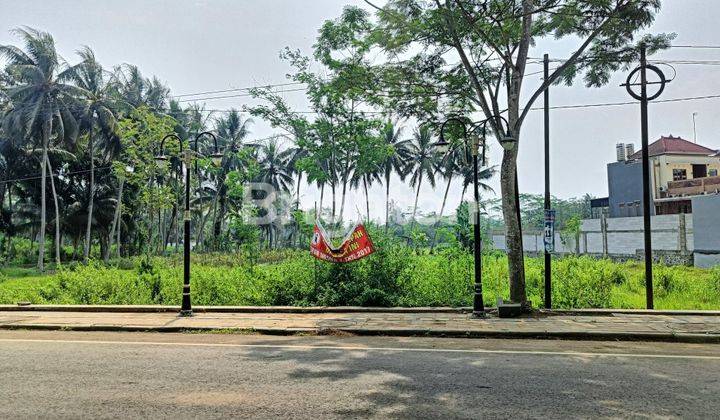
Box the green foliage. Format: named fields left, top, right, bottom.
left=0, top=251, right=718, bottom=310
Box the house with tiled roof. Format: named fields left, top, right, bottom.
left=599, top=135, right=720, bottom=218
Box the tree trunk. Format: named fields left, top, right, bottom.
left=116, top=204, right=122, bottom=259
left=410, top=176, right=423, bottom=229
left=331, top=183, right=336, bottom=223
left=431, top=175, right=453, bottom=250
left=106, top=177, right=124, bottom=263
left=459, top=183, right=469, bottom=209
left=339, top=177, right=348, bottom=223
left=38, top=120, right=49, bottom=271
left=46, top=155, right=61, bottom=266
left=213, top=168, right=227, bottom=241
left=295, top=171, right=302, bottom=210
left=363, top=176, right=370, bottom=223
left=319, top=183, right=324, bottom=217
left=83, top=128, right=94, bottom=262
left=500, top=150, right=526, bottom=305
left=175, top=208, right=179, bottom=253
left=197, top=196, right=215, bottom=250
left=207, top=194, right=219, bottom=251
left=385, top=169, right=391, bottom=232
left=164, top=204, right=177, bottom=251
left=6, top=185, right=12, bottom=256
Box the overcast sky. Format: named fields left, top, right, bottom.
left=2, top=0, right=719, bottom=222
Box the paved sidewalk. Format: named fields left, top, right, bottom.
left=1, top=308, right=719, bottom=342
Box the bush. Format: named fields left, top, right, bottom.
left=0, top=250, right=718, bottom=310
left=552, top=257, right=615, bottom=308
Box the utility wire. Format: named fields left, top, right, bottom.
left=172, top=82, right=305, bottom=98
left=0, top=165, right=113, bottom=184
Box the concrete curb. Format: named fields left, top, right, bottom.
left=2, top=304, right=720, bottom=316
left=539, top=308, right=720, bottom=317
left=1, top=323, right=718, bottom=344
left=0, top=305, right=470, bottom=314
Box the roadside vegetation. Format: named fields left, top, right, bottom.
left=0, top=3, right=691, bottom=310
left=1, top=230, right=717, bottom=310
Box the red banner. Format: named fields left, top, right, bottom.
left=310, top=222, right=375, bottom=263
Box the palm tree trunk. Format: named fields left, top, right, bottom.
left=207, top=194, right=219, bottom=251
left=213, top=173, right=227, bottom=240
left=319, top=183, right=324, bottom=217
left=164, top=204, right=177, bottom=250
left=410, top=176, right=423, bottom=229
left=83, top=129, right=94, bottom=262
left=459, top=183, right=468, bottom=208
left=175, top=208, right=179, bottom=253
left=295, top=172, right=302, bottom=210
left=363, top=176, right=370, bottom=223
left=116, top=204, right=122, bottom=259
left=385, top=170, right=391, bottom=232
left=339, top=177, right=348, bottom=222
left=6, top=185, right=12, bottom=256
left=106, top=177, right=124, bottom=263
left=331, top=183, right=336, bottom=223
left=430, top=176, right=453, bottom=250
left=38, top=120, right=49, bottom=272
left=46, top=155, right=60, bottom=266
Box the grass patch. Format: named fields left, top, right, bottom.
left=0, top=252, right=717, bottom=310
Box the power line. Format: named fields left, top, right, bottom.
left=176, top=87, right=307, bottom=103
left=0, top=165, right=113, bottom=184
left=670, top=45, right=720, bottom=49
left=172, top=82, right=305, bottom=99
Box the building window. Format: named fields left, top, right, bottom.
left=710, top=169, right=718, bottom=177
left=673, top=169, right=687, bottom=181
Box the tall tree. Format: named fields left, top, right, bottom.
left=380, top=120, right=412, bottom=231
left=406, top=126, right=439, bottom=227
left=213, top=110, right=252, bottom=238
left=365, top=0, right=672, bottom=305
left=0, top=27, right=80, bottom=270
left=63, top=46, right=118, bottom=262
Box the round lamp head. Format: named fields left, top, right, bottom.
left=154, top=155, right=169, bottom=171
left=499, top=134, right=516, bottom=151
left=125, top=164, right=135, bottom=174
left=433, top=134, right=451, bottom=154
left=210, top=152, right=224, bottom=167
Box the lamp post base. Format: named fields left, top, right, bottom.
left=179, top=309, right=194, bottom=317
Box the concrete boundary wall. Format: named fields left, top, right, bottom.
left=491, top=214, right=693, bottom=264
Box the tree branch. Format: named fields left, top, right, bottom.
left=516, top=4, right=623, bottom=128
left=434, top=0, right=495, bottom=121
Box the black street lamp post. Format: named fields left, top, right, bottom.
left=435, top=116, right=514, bottom=317
left=156, top=132, right=222, bottom=316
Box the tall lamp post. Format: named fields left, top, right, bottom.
left=156, top=132, right=223, bottom=316
left=434, top=116, right=514, bottom=317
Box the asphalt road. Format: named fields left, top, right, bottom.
left=0, top=331, right=718, bottom=419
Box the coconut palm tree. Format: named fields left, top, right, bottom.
left=430, top=143, right=497, bottom=249
left=255, top=137, right=294, bottom=194
left=380, top=121, right=412, bottom=231
left=0, top=27, right=81, bottom=270
left=112, top=64, right=169, bottom=113
left=253, top=137, right=294, bottom=247
left=213, top=110, right=251, bottom=238
left=62, top=46, right=118, bottom=262
left=406, top=126, right=438, bottom=228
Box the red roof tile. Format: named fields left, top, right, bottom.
left=628, top=135, right=717, bottom=159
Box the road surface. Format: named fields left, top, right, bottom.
left=0, top=330, right=718, bottom=419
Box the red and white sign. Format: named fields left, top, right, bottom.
left=310, top=221, right=375, bottom=263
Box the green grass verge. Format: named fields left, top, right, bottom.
left=0, top=250, right=718, bottom=310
